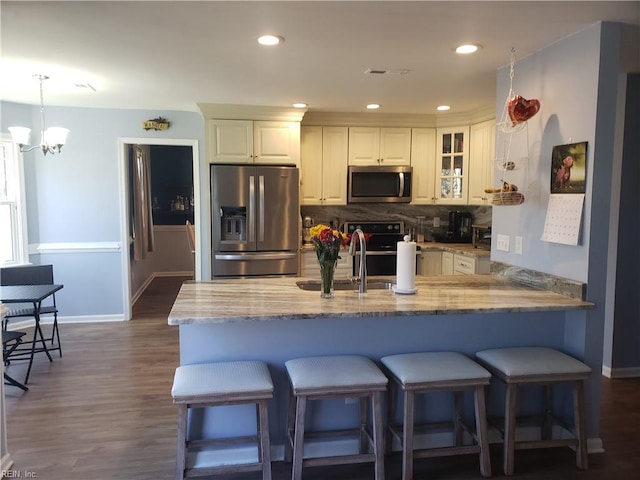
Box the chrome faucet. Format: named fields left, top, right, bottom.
left=349, top=228, right=367, bottom=293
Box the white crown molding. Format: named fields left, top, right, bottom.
left=301, top=104, right=496, bottom=128
left=198, top=103, right=307, bottom=122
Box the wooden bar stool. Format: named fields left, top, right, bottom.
left=171, top=361, right=274, bottom=480
left=475, top=346, right=591, bottom=476
left=381, top=351, right=492, bottom=480
left=284, top=355, right=388, bottom=480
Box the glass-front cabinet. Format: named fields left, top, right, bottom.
left=435, top=126, right=469, bottom=204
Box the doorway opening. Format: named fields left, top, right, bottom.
left=118, top=138, right=200, bottom=321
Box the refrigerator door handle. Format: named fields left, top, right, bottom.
left=258, top=175, right=265, bottom=242
left=248, top=175, right=255, bottom=242
left=214, top=252, right=298, bottom=261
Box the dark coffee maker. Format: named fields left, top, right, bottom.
left=447, top=211, right=472, bottom=243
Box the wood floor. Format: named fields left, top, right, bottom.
left=4, top=276, right=640, bottom=480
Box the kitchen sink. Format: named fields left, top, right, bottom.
left=296, top=279, right=394, bottom=291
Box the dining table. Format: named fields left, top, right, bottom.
left=1, top=284, right=63, bottom=385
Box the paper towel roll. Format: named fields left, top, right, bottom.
left=396, top=236, right=417, bottom=292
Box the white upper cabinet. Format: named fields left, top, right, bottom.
left=208, top=119, right=300, bottom=165
left=208, top=119, right=253, bottom=163
left=468, top=119, right=496, bottom=205
left=348, top=127, right=411, bottom=166
left=410, top=128, right=437, bottom=204
left=434, top=126, right=470, bottom=204
left=300, top=126, right=348, bottom=205
left=254, top=121, right=300, bottom=165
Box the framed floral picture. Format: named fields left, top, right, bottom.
left=550, top=141, right=587, bottom=194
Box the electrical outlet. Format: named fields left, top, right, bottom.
left=496, top=234, right=510, bottom=252
left=515, top=236, right=523, bottom=255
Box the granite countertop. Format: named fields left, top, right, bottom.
left=301, top=242, right=489, bottom=257
left=418, top=242, right=490, bottom=257
left=168, top=275, right=594, bottom=325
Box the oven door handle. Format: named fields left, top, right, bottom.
left=351, top=251, right=420, bottom=256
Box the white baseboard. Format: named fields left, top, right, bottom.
left=587, top=437, right=605, bottom=454
left=602, top=365, right=640, bottom=378
left=153, top=271, right=192, bottom=278
left=131, top=275, right=156, bottom=305
left=131, top=271, right=191, bottom=305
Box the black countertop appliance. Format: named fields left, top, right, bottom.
left=434, top=211, right=473, bottom=243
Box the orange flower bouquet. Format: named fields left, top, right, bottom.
left=309, top=224, right=344, bottom=298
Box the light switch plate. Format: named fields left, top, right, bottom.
left=515, top=236, right=523, bottom=254
left=496, top=234, right=510, bottom=252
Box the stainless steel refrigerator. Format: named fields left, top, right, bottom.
left=211, top=164, right=299, bottom=277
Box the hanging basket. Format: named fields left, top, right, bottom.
left=491, top=191, right=525, bottom=206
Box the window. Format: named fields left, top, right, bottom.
left=0, top=136, right=28, bottom=265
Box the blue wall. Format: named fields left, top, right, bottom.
left=490, top=22, right=639, bottom=379
left=0, top=102, right=205, bottom=319
left=490, top=24, right=603, bottom=281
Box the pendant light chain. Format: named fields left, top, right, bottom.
left=38, top=75, right=48, bottom=152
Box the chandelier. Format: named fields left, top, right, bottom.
left=9, top=75, right=69, bottom=155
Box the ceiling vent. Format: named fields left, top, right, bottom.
left=364, top=69, right=410, bottom=75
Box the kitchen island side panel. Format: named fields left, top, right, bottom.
left=178, top=309, right=593, bottom=450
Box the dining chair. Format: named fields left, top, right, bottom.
left=2, top=329, right=29, bottom=391
left=185, top=220, right=195, bottom=279
left=0, top=264, right=62, bottom=356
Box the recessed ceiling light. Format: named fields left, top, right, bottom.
left=437, top=105, right=451, bottom=111
left=293, top=103, right=307, bottom=108
left=455, top=44, right=480, bottom=54
left=258, top=35, right=284, bottom=46
left=366, top=104, right=381, bottom=110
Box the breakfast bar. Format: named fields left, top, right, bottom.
left=168, top=274, right=596, bottom=460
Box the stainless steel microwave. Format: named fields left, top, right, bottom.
left=347, top=165, right=413, bottom=203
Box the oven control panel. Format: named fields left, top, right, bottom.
left=344, top=222, right=403, bottom=235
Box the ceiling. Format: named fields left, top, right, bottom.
left=1, top=1, right=639, bottom=116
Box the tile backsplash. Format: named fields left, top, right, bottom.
left=300, top=204, right=491, bottom=241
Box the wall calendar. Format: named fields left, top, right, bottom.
left=541, top=193, right=585, bottom=246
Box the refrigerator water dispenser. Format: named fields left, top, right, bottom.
left=220, top=207, right=246, bottom=243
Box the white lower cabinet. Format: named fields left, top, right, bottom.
left=300, top=250, right=352, bottom=278
left=441, top=252, right=454, bottom=275
left=422, top=250, right=489, bottom=275
left=417, top=250, right=442, bottom=275
left=453, top=253, right=490, bottom=275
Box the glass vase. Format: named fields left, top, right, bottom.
left=319, top=260, right=337, bottom=299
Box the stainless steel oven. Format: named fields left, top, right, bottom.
left=344, top=221, right=420, bottom=276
